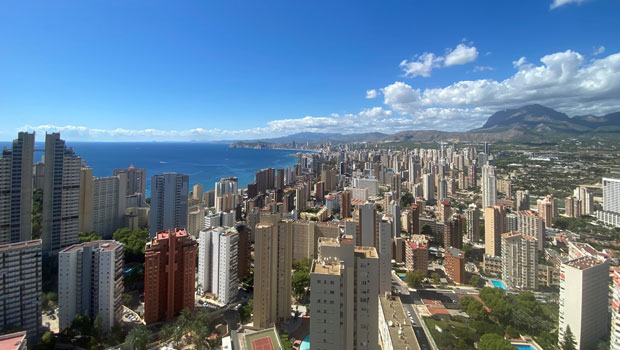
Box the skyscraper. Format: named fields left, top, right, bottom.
left=0, top=132, right=34, bottom=244
left=78, top=166, right=94, bottom=234
left=444, top=215, right=464, bottom=250
left=407, top=203, right=421, bottom=235
left=482, top=164, right=497, bottom=208
left=501, top=232, right=537, bottom=290
left=422, top=173, right=435, bottom=202
left=377, top=216, right=392, bottom=294
left=517, top=210, right=544, bottom=251
left=113, top=165, right=146, bottom=198
left=149, top=173, right=189, bottom=237
left=484, top=205, right=506, bottom=256
left=197, top=227, right=239, bottom=305
left=340, top=190, right=352, bottom=218
left=92, top=176, right=125, bottom=238
left=597, top=178, right=620, bottom=227
left=310, top=237, right=379, bottom=350
left=515, top=190, right=530, bottom=211
left=559, top=257, right=609, bottom=350
left=466, top=205, right=480, bottom=242
left=58, top=240, right=124, bottom=333
left=0, top=240, right=42, bottom=343
left=357, top=203, right=376, bottom=247
left=42, top=133, right=81, bottom=254
left=144, top=228, right=197, bottom=324
left=537, top=195, right=557, bottom=227
left=253, top=217, right=292, bottom=328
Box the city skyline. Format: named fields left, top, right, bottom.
left=1, top=1, right=620, bottom=141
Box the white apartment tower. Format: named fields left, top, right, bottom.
left=422, top=173, right=435, bottom=202
left=501, top=232, right=538, bottom=290
left=559, top=257, right=609, bottom=350
left=310, top=236, right=379, bottom=350
left=517, top=210, right=545, bottom=251
left=59, top=240, right=124, bottom=333
left=482, top=164, right=497, bottom=208
left=197, top=227, right=239, bottom=304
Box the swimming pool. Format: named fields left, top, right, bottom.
left=489, top=279, right=508, bottom=290
left=300, top=335, right=310, bottom=350
left=513, top=344, right=536, bottom=350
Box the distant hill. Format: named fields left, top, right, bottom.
left=229, top=105, right=620, bottom=145
left=474, top=104, right=620, bottom=134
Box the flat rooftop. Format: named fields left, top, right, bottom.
left=243, top=328, right=283, bottom=350
left=355, top=246, right=378, bottom=258
left=379, top=295, right=420, bottom=350
left=565, top=256, right=604, bottom=270
left=0, top=239, right=41, bottom=252
left=312, top=260, right=342, bottom=275
left=61, top=240, right=121, bottom=253
left=0, top=331, right=26, bottom=350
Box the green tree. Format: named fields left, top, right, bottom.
left=122, top=325, right=152, bottom=350
left=113, top=228, right=149, bottom=263
left=469, top=274, right=484, bottom=288
left=405, top=270, right=425, bottom=289
left=292, top=270, right=310, bottom=298
left=460, top=296, right=487, bottom=321
left=421, top=224, right=433, bottom=236
left=78, top=231, right=102, bottom=243
left=401, top=192, right=414, bottom=208
left=239, top=299, right=254, bottom=323
left=41, top=291, right=58, bottom=311
left=478, top=333, right=514, bottom=350
left=93, top=314, right=104, bottom=344
left=32, top=188, right=43, bottom=239
left=561, top=326, right=577, bottom=350
left=431, top=272, right=441, bottom=284
left=40, top=331, right=55, bottom=350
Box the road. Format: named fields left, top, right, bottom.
left=392, top=274, right=432, bottom=350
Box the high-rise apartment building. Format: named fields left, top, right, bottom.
left=559, top=257, right=609, bottom=350
left=92, top=176, right=125, bottom=238
left=253, top=217, right=292, bottom=328
left=516, top=190, right=530, bottom=211
left=466, top=205, right=480, bottom=242
left=611, top=268, right=620, bottom=350
left=573, top=187, right=593, bottom=215
left=405, top=240, right=428, bottom=274
left=78, top=166, right=94, bottom=234
left=598, top=178, right=620, bottom=227
left=482, top=164, right=497, bottom=208
left=445, top=247, right=465, bottom=284
left=422, top=173, right=435, bottom=202
left=42, top=133, right=81, bottom=254
left=407, top=203, right=421, bottom=235
left=144, top=228, right=197, bottom=324
left=236, top=224, right=252, bottom=280
left=517, top=210, right=544, bottom=251
left=149, top=173, right=189, bottom=237
left=358, top=203, right=376, bottom=247
left=113, top=165, right=146, bottom=198
left=58, top=240, right=124, bottom=333
left=501, top=232, right=537, bottom=290
left=0, top=240, right=41, bottom=343
left=537, top=195, right=557, bottom=227
left=310, top=237, right=379, bottom=350
left=378, top=216, right=392, bottom=294
left=444, top=215, right=463, bottom=250
left=484, top=205, right=506, bottom=256
left=340, top=190, right=352, bottom=218
left=197, top=227, right=239, bottom=304
left=0, top=132, right=34, bottom=244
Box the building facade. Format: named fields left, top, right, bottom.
left=501, top=232, right=538, bottom=290
left=149, top=173, right=189, bottom=238
left=144, top=228, right=197, bottom=324
left=559, top=257, right=609, bottom=350
left=310, top=236, right=379, bottom=350
left=0, top=132, right=34, bottom=244
left=42, top=133, right=81, bottom=254
left=197, top=227, right=239, bottom=304
left=58, top=240, right=124, bottom=333
left=0, top=240, right=42, bottom=342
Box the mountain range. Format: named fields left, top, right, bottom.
left=231, top=104, right=620, bottom=145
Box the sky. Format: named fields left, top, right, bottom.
left=1, top=0, right=619, bottom=141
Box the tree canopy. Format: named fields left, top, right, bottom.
left=405, top=270, right=425, bottom=289
left=478, top=334, right=514, bottom=350
left=113, top=227, right=149, bottom=263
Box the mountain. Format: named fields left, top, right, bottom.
left=229, top=105, right=620, bottom=146
left=475, top=104, right=620, bottom=134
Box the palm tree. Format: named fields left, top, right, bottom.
left=122, top=325, right=152, bottom=350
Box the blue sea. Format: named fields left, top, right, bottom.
left=1, top=141, right=305, bottom=196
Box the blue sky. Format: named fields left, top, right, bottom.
left=1, top=0, right=619, bottom=141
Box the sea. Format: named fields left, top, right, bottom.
left=1, top=141, right=306, bottom=197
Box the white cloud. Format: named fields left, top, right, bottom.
left=400, top=43, right=479, bottom=78
left=473, top=66, right=494, bottom=72
left=365, top=89, right=378, bottom=99
left=399, top=53, right=443, bottom=78
left=381, top=50, right=620, bottom=126
left=593, top=46, right=606, bottom=55
left=444, top=44, right=479, bottom=66
left=550, top=0, right=589, bottom=9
